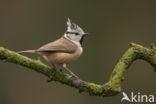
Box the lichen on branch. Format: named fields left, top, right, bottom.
left=0, top=43, right=156, bottom=97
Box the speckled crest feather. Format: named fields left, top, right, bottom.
left=66, top=18, right=85, bottom=35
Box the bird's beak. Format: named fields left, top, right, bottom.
left=83, top=33, right=89, bottom=36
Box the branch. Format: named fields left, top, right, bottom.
left=0, top=43, right=156, bottom=97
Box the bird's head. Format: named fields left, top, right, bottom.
left=64, top=18, right=88, bottom=45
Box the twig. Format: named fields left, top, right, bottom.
left=0, top=43, right=156, bottom=97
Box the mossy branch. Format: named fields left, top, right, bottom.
left=0, top=43, right=156, bottom=97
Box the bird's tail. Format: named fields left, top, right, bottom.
left=18, top=50, right=36, bottom=54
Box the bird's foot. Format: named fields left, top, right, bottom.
left=46, top=68, right=55, bottom=82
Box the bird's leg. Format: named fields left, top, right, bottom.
left=62, top=64, right=79, bottom=79
left=42, top=55, right=60, bottom=71
left=46, top=63, right=60, bottom=82
left=46, top=60, right=59, bottom=71
left=47, top=64, right=64, bottom=82
left=52, top=64, right=59, bottom=71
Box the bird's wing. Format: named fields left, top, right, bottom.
left=36, top=37, right=76, bottom=53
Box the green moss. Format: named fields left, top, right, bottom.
left=0, top=43, right=156, bottom=97
left=85, top=82, right=103, bottom=95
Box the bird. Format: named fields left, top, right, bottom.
left=18, top=18, right=88, bottom=78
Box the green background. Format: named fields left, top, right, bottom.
left=0, top=0, right=156, bottom=104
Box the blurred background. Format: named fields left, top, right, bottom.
left=0, top=0, right=156, bottom=104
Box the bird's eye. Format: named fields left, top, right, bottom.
left=75, top=32, right=79, bottom=35
left=66, top=31, right=79, bottom=35
left=66, top=31, right=70, bottom=34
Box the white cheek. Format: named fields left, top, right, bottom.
left=80, top=47, right=83, bottom=54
